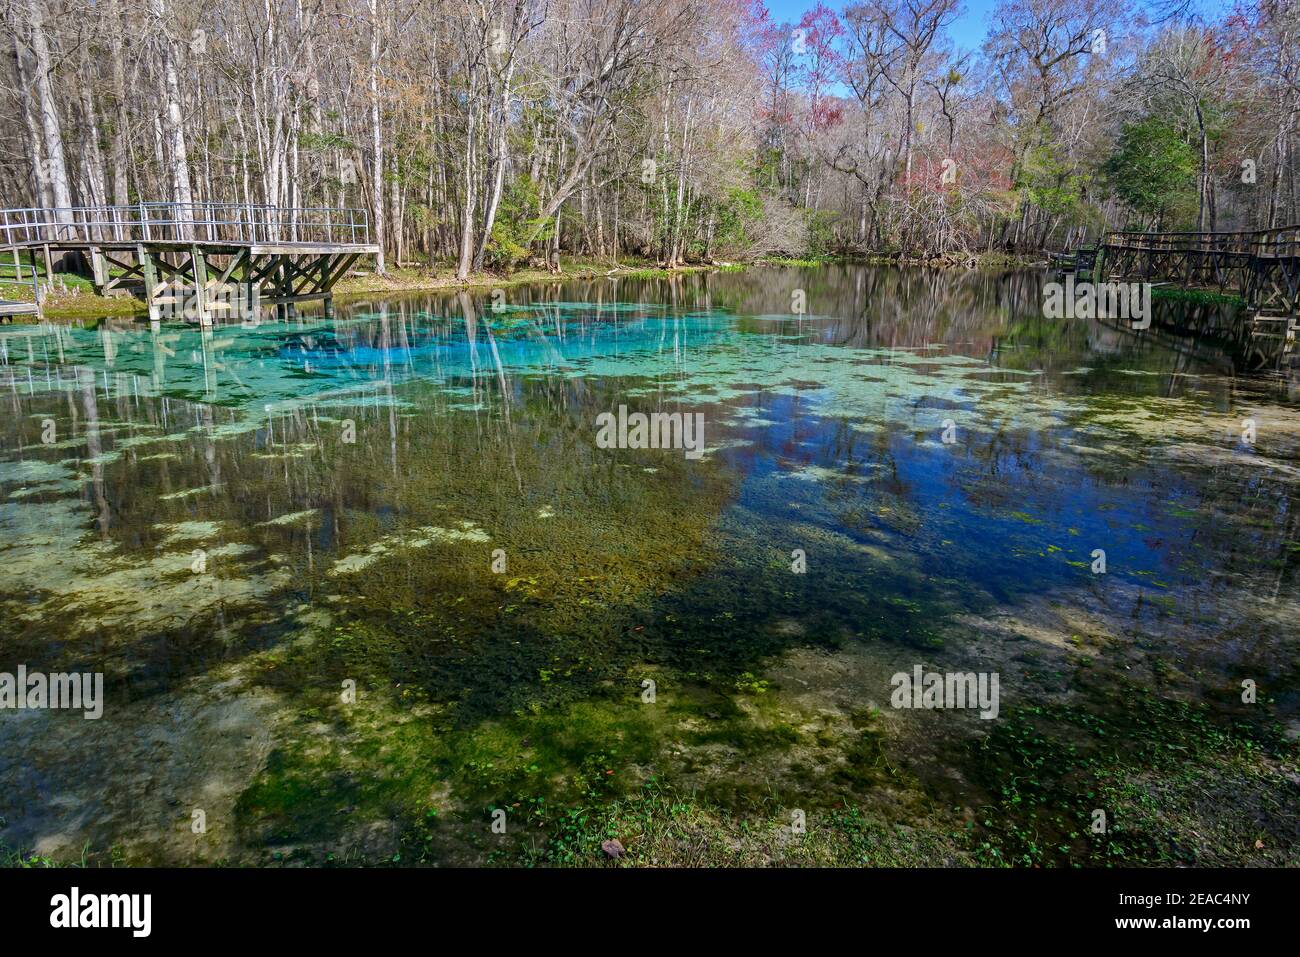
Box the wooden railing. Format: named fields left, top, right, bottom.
left=1101, top=226, right=1300, bottom=258
left=1092, top=225, right=1300, bottom=322
left=0, top=203, right=371, bottom=246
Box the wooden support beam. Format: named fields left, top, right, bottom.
left=137, top=244, right=162, bottom=324
left=330, top=253, right=361, bottom=288
left=100, top=250, right=146, bottom=296
left=247, top=254, right=285, bottom=290
left=213, top=248, right=247, bottom=288
left=191, top=244, right=211, bottom=325
left=278, top=256, right=289, bottom=320
left=89, top=245, right=107, bottom=291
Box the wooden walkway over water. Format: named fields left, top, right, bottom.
left=1, top=203, right=379, bottom=323
left=1070, top=226, right=1300, bottom=368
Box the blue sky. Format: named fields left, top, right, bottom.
left=760, top=0, right=1233, bottom=53
left=762, top=0, right=1002, bottom=52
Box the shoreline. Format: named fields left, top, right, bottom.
left=3, top=252, right=1050, bottom=322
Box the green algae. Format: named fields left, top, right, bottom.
left=3, top=264, right=1299, bottom=868
left=234, top=648, right=955, bottom=866
left=329, top=522, right=491, bottom=576
left=0, top=460, right=68, bottom=485
left=965, top=683, right=1298, bottom=867
left=156, top=520, right=225, bottom=544
left=260, top=509, right=320, bottom=528
left=159, top=484, right=225, bottom=500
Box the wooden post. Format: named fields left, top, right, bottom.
left=191, top=245, right=211, bottom=325
left=248, top=279, right=262, bottom=325
left=138, top=244, right=162, bottom=324
left=29, top=249, right=42, bottom=314
left=277, top=255, right=288, bottom=321
left=90, top=246, right=107, bottom=291
left=229, top=249, right=259, bottom=324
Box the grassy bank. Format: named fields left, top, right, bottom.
left=1, top=258, right=736, bottom=321
left=331, top=257, right=738, bottom=300
left=0, top=274, right=142, bottom=320
left=3, top=251, right=1047, bottom=322
left=1150, top=285, right=1246, bottom=306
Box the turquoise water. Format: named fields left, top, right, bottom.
left=1, top=265, right=1296, bottom=866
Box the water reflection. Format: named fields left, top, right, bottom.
left=0, top=264, right=1296, bottom=864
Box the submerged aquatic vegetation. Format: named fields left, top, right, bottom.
left=966, top=685, right=1298, bottom=867
left=1, top=264, right=1296, bottom=867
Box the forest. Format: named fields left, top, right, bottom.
left=2, top=0, right=1297, bottom=275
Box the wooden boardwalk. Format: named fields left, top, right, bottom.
left=1071, top=226, right=1300, bottom=368
left=0, top=242, right=44, bottom=319
left=0, top=300, right=40, bottom=319
left=1, top=204, right=379, bottom=323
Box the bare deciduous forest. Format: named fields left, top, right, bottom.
left=1, top=0, right=1297, bottom=270
left=4, top=0, right=1300, bottom=899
